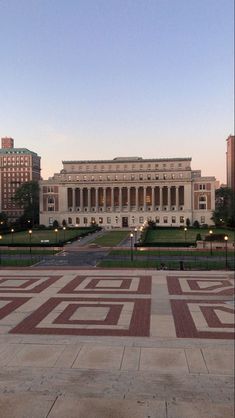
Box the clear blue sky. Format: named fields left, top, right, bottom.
left=0, top=0, right=234, bottom=182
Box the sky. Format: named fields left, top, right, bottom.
left=0, top=0, right=234, bottom=183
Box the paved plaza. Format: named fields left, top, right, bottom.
left=0, top=268, right=234, bottom=417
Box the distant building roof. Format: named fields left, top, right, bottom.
left=0, top=147, right=39, bottom=157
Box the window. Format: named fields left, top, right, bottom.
left=107, top=217, right=111, bottom=224
left=139, top=174, right=143, bottom=180
left=99, top=217, right=103, bottom=224
left=155, top=217, right=160, bottom=223
left=84, top=217, right=88, bottom=224
left=200, top=216, right=205, bottom=223
left=199, top=195, right=207, bottom=209
left=68, top=217, right=72, bottom=224
left=139, top=217, right=144, bottom=223
left=115, top=216, right=118, bottom=224
left=163, top=216, right=168, bottom=223
left=180, top=216, right=184, bottom=223
left=131, top=174, right=135, bottom=180
left=199, top=184, right=206, bottom=190
left=147, top=174, right=151, bottom=180
left=83, top=175, right=87, bottom=181
left=163, top=174, right=167, bottom=180
left=48, top=196, right=54, bottom=204
left=172, top=216, right=176, bottom=224
left=155, top=174, right=159, bottom=180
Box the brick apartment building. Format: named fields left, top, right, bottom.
left=0, top=137, right=41, bottom=222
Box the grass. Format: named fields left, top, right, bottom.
left=109, top=249, right=234, bottom=257
left=98, top=259, right=234, bottom=270
left=144, top=228, right=235, bottom=243
left=90, top=231, right=129, bottom=246
left=0, top=258, right=40, bottom=267
left=0, top=228, right=93, bottom=245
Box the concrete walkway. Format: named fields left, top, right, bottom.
left=0, top=269, right=234, bottom=417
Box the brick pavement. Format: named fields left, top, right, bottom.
left=0, top=269, right=234, bottom=417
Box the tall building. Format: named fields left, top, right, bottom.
left=40, top=156, right=216, bottom=228
left=0, top=137, right=41, bottom=221
left=226, top=135, right=235, bottom=192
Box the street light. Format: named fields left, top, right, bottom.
left=63, top=226, right=66, bottom=242
left=54, top=228, right=58, bottom=244
left=0, top=235, right=2, bottom=265
left=28, top=230, right=32, bottom=256
left=209, top=230, right=213, bottom=256
left=184, top=227, right=187, bottom=242
left=224, top=235, right=228, bottom=269
left=130, top=233, right=134, bottom=262
left=134, top=228, right=138, bottom=249
left=11, top=228, right=14, bottom=244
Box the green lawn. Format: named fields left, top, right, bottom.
left=144, top=228, right=234, bottom=243
left=98, top=259, right=234, bottom=270
left=0, top=228, right=93, bottom=245
left=90, top=231, right=129, bottom=246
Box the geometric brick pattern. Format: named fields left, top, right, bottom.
left=58, top=275, right=152, bottom=294
left=0, top=276, right=62, bottom=293
left=167, top=276, right=234, bottom=296
left=0, top=296, right=31, bottom=320
left=170, top=299, right=235, bottom=339
left=9, top=296, right=151, bottom=336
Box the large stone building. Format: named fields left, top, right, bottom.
left=226, top=135, right=235, bottom=192
left=0, top=137, right=41, bottom=221
left=40, top=156, right=216, bottom=228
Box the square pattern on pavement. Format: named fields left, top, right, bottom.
left=0, top=271, right=233, bottom=339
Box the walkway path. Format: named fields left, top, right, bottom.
left=0, top=269, right=234, bottom=417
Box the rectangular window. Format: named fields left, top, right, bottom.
left=163, top=216, right=168, bottom=223
left=172, top=216, right=176, bottom=223
left=107, top=217, right=111, bottom=224
left=180, top=216, right=184, bottom=223
left=201, top=216, right=205, bottom=223
left=139, top=217, right=144, bottom=223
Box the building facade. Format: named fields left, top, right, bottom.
left=226, top=135, right=235, bottom=192
left=0, top=137, right=41, bottom=221
left=40, top=156, right=216, bottom=228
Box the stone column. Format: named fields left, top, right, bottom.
left=143, top=187, right=146, bottom=211
left=152, top=187, right=155, bottom=211
left=111, top=188, right=114, bottom=211
left=95, top=188, right=98, bottom=212
left=87, top=188, right=91, bottom=212
left=168, top=186, right=171, bottom=209
left=176, top=186, right=179, bottom=210
left=119, top=188, right=122, bottom=210
left=159, top=187, right=163, bottom=210
left=103, top=188, right=106, bottom=212
left=127, top=187, right=130, bottom=211
left=80, top=188, right=83, bottom=212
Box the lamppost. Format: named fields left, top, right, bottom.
left=134, top=228, right=137, bottom=249
left=54, top=228, right=58, bottom=244
left=209, top=230, right=213, bottom=256
left=130, top=233, right=134, bottom=262
left=28, top=230, right=32, bottom=256
left=63, top=226, right=66, bottom=242
left=0, top=235, right=2, bottom=265
left=11, top=228, right=14, bottom=245
left=184, top=227, right=187, bottom=243
left=224, top=235, right=228, bottom=269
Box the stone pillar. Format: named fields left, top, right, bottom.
left=152, top=187, right=155, bottom=210
left=80, top=188, right=83, bottom=212
left=127, top=187, right=130, bottom=211
left=168, top=186, right=171, bottom=209
left=87, top=188, right=91, bottom=212
left=119, top=188, right=122, bottom=209
left=143, top=187, right=146, bottom=211
left=176, top=186, right=179, bottom=210
left=103, top=188, right=106, bottom=212
left=159, top=187, right=163, bottom=210
left=111, top=188, right=114, bottom=211
left=95, top=188, right=98, bottom=212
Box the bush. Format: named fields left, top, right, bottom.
left=193, top=220, right=200, bottom=228
left=196, top=233, right=202, bottom=241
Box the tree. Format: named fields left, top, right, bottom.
left=13, top=181, right=40, bottom=226
left=212, top=187, right=235, bottom=227
left=186, top=218, right=191, bottom=228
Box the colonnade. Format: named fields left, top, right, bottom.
left=67, top=185, right=185, bottom=212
